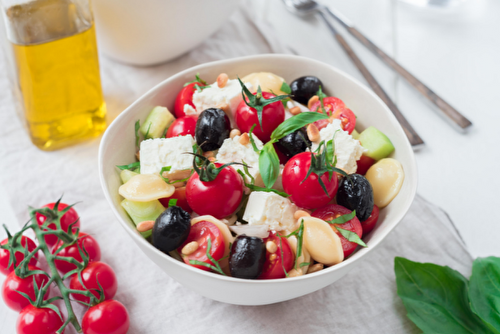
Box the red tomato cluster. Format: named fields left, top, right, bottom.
left=1, top=202, right=129, bottom=334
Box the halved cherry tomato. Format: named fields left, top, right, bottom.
left=356, top=155, right=376, bottom=175
left=2, top=265, right=49, bottom=312
left=70, top=261, right=117, bottom=303
left=235, top=92, right=285, bottom=143
left=259, top=232, right=294, bottom=279
left=361, top=205, right=379, bottom=235
left=174, top=82, right=204, bottom=118
left=17, top=304, right=64, bottom=334
left=177, top=221, right=225, bottom=271
left=282, top=152, right=338, bottom=210
left=166, top=115, right=198, bottom=138
left=311, top=96, right=346, bottom=130
left=35, top=202, right=80, bottom=248
left=159, top=187, right=192, bottom=213
left=52, top=233, right=101, bottom=274
left=0, top=236, right=38, bottom=276
left=331, top=108, right=356, bottom=134
left=186, top=164, right=243, bottom=219
left=312, top=204, right=363, bottom=258
left=82, top=300, right=130, bottom=334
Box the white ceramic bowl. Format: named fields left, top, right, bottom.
left=98, top=54, right=418, bottom=305
left=92, top=0, right=241, bottom=65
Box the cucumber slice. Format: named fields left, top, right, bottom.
left=351, top=129, right=360, bottom=140
left=120, top=169, right=139, bottom=184
left=358, top=126, right=395, bottom=160
left=121, top=199, right=165, bottom=238
left=140, top=106, right=175, bottom=139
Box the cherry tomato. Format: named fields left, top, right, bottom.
left=356, top=155, right=376, bottom=175
left=52, top=233, right=101, bottom=275
left=159, top=187, right=192, bottom=213
left=17, top=304, right=64, bottom=334
left=235, top=91, right=285, bottom=142
left=361, top=205, right=379, bottom=235
left=282, top=152, right=339, bottom=210
left=177, top=221, right=225, bottom=271
left=186, top=164, right=243, bottom=219
left=35, top=202, right=80, bottom=248
left=174, top=82, right=204, bottom=118
left=0, top=236, right=38, bottom=276
left=70, top=261, right=117, bottom=303
left=259, top=232, right=294, bottom=279
left=166, top=115, right=198, bottom=138
left=82, top=300, right=130, bottom=334
left=312, top=204, right=363, bottom=258
left=2, top=265, right=49, bottom=312
left=311, top=97, right=346, bottom=130
left=331, top=108, right=356, bottom=134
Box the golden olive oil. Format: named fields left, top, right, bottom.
left=8, top=0, right=106, bottom=151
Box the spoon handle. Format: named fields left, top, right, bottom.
left=318, top=11, right=424, bottom=147
left=325, top=7, right=472, bottom=130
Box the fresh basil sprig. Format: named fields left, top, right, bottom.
left=248, top=124, right=260, bottom=154
left=336, top=227, right=366, bottom=247
left=326, top=211, right=356, bottom=225
left=117, top=162, right=140, bottom=171
left=394, top=257, right=494, bottom=334
left=270, top=112, right=329, bottom=141
left=259, top=143, right=281, bottom=189
left=281, top=81, right=292, bottom=94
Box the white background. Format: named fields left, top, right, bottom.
left=0, top=1, right=498, bottom=257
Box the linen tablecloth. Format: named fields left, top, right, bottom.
left=0, top=2, right=472, bottom=333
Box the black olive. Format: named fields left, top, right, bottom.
left=337, top=174, right=374, bottom=222
left=152, top=206, right=191, bottom=254
left=275, top=128, right=311, bottom=158
left=195, top=108, right=230, bottom=151
left=290, top=76, right=323, bottom=105
left=229, top=235, right=266, bottom=279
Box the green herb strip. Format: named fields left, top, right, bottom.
left=134, top=120, right=141, bottom=148
left=188, top=237, right=226, bottom=276
left=248, top=124, right=260, bottom=154
left=280, top=81, right=292, bottom=94
left=116, top=162, right=141, bottom=171
left=295, top=220, right=305, bottom=270
left=240, top=160, right=255, bottom=185
left=144, top=123, right=152, bottom=139
left=299, top=262, right=311, bottom=268
left=277, top=234, right=289, bottom=277
left=259, top=143, right=280, bottom=189
left=394, top=257, right=491, bottom=334
left=336, top=227, right=367, bottom=247
left=168, top=199, right=178, bottom=207
left=271, top=112, right=329, bottom=141
left=326, top=211, right=356, bottom=225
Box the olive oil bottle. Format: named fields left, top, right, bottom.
left=4, top=0, right=106, bottom=150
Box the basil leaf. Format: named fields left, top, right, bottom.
left=116, top=162, right=140, bottom=171
left=248, top=124, right=260, bottom=154
left=299, top=262, right=311, bottom=268
left=395, top=257, right=492, bottom=334
left=336, top=227, right=366, bottom=247
left=245, top=183, right=290, bottom=198
left=271, top=112, right=329, bottom=141
left=259, top=143, right=280, bottom=189
left=326, top=211, right=356, bottom=225
left=281, top=81, right=292, bottom=94
left=469, top=257, right=500, bottom=333
left=168, top=199, right=178, bottom=207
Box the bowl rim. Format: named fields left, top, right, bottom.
left=98, top=53, right=418, bottom=284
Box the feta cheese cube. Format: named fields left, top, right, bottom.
left=192, top=79, right=252, bottom=126
left=243, top=191, right=298, bottom=231
left=140, top=135, right=195, bottom=175
left=215, top=134, right=263, bottom=180
left=311, top=119, right=366, bottom=174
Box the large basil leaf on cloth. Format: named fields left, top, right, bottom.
left=394, top=257, right=493, bottom=334
left=469, top=257, right=500, bottom=334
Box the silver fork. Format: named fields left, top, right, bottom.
left=282, top=0, right=425, bottom=148
left=283, top=0, right=472, bottom=133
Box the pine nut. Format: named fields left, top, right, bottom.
left=135, top=151, right=140, bottom=161
left=307, top=95, right=319, bottom=109
left=137, top=220, right=154, bottom=232
left=287, top=269, right=303, bottom=278
left=208, top=157, right=216, bottom=162
left=181, top=241, right=199, bottom=255
left=307, top=123, right=320, bottom=142
left=307, top=263, right=324, bottom=274
left=294, top=210, right=311, bottom=220
left=239, top=133, right=250, bottom=145
left=217, top=103, right=230, bottom=114
left=217, top=73, right=229, bottom=88
left=230, top=129, right=241, bottom=139
left=203, top=151, right=215, bottom=159
left=173, top=182, right=186, bottom=188
left=269, top=253, right=277, bottom=261
left=289, top=106, right=301, bottom=115
left=162, top=169, right=192, bottom=181
left=266, top=241, right=278, bottom=254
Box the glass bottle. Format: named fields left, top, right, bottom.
left=1, top=0, right=106, bottom=151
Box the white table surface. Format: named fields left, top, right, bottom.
left=0, top=0, right=498, bottom=257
